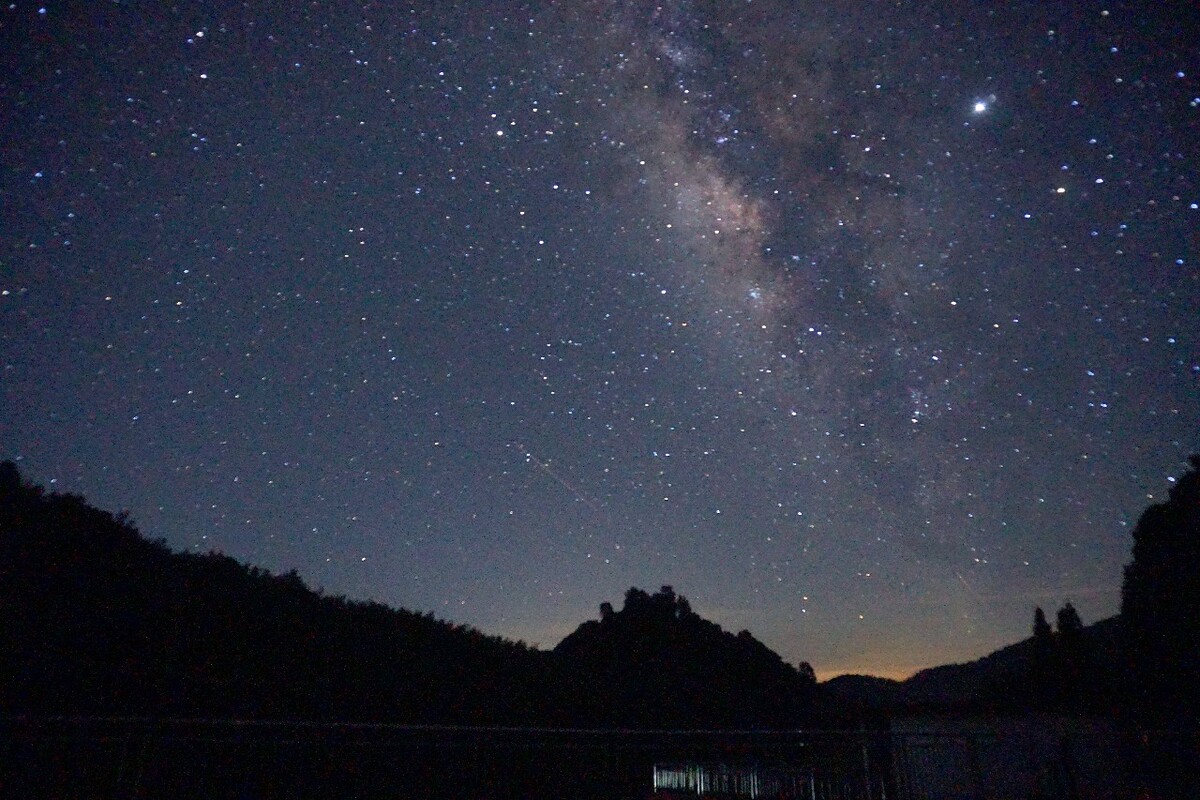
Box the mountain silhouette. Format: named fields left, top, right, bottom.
left=553, top=586, right=818, bottom=728
left=5, top=455, right=1192, bottom=729
left=1, top=462, right=815, bottom=729
left=0, top=461, right=551, bottom=724
left=823, top=616, right=1123, bottom=717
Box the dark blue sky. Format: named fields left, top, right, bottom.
left=3, top=0, right=1197, bottom=678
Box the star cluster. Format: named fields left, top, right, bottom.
left=1, top=0, right=1196, bottom=678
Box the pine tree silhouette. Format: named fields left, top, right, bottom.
left=1120, top=454, right=1200, bottom=723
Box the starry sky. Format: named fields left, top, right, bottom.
left=2, top=0, right=1197, bottom=680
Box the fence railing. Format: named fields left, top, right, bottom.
left=1, top=716, right=1194, bottom=800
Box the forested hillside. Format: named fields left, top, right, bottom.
left=0, top=462, right=818, bottom=728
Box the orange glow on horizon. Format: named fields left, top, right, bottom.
left=816, top=665, right=924, bottom=683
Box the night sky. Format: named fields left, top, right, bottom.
left=2, top=0, right=1197, bottom=679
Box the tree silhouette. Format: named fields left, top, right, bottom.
left=1120, top=454, right=1200, bottom=723
left=1033, top=606, right=1053, bottom=643
left=1054, top=600, right=1089, bottom=706
left=1027, top=606, right=1056, bottom=706
left=1055, top=601, right=1083, bottom=637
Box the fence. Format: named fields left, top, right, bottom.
left=1, top=716, right=1194, bottom=799
left=889, top=717, right=1196, bottom=800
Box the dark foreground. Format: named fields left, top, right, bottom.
left=3, top=716, right=1195, bottom=799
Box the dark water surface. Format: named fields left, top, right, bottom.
left=3, top=720, right=882, bottom=799
left=2, top=717, right=1192, bottom=799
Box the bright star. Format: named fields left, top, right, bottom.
left=972, top=94, right=997, bottom=114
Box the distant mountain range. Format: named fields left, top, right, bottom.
left=6, top=458, right=1193, bottom=800
left=823, top=616, right=1123, bottom=716
left=1, top=459, right=1139, bottom=728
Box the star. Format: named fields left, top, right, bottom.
left=2, top=0, right=1194, bottom=683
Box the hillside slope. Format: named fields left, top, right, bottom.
left=0, top=462, right=551, bottom=723
left=823, top=617, right=1123, bottom=716
left=1, top=462, right=818, bottom=729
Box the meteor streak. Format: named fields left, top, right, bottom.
left=515, top=444, right=602, bottom=511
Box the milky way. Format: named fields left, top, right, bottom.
left=544, top=0, right=1187, bottom=583
left=2, top=0, right=1196, bottom=677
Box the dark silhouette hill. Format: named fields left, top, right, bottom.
left=6, top=454, right=1196, bottom=728
left=823, top=616, right=1123, bottom=717
left=900, top=615, right=1121, bottom=711
left=830, top=453, right=1200, bottom=723
left=819, top=674, right=902, bottom=718
left=0, top=462, right=817, bottom=728
left=0, top=461, right=551, bottom=724
left=553, top=586, right=818, bottom=728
